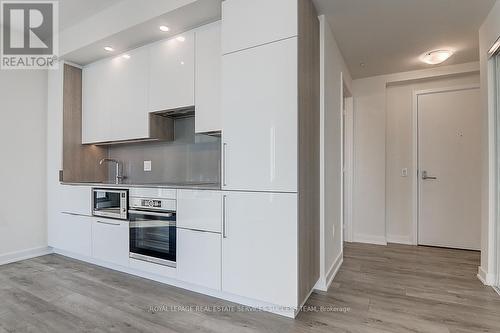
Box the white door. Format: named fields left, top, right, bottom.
left=221, top=191, right=298, bottom=307
left=195, top=22, right=222, bottom=134
left=177, top=229, right=221, bottom=290
left=149, top=31, right=195, bottom=112
left=92, top=218, right=129, bottom=266
left=221, top=37, right=298, bottom=192
left=418, top=87, right=481, bottom=250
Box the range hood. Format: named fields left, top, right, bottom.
left=92, top=106, right=195, bottom=146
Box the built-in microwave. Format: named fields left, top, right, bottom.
left=92, top=188, right=128, bottom=220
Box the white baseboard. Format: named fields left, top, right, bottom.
left=386, top=234, right=413, bottom=245
left=314, top=252, right=343, bottom=292
left=54, top=249, right=297, bottom=318
left=352, top=233, right=387, bottom=246
left=477, top=266, right=496, bottom=286
left=0, top=246, right=53, bottom=266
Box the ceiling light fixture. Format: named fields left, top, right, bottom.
left=159, top=25, right=170, bottom=32
left=122, top=54, right=131, bottom=59
left=176, top=36, right=186, bottom=42
left=104, top=46, right=114, bottom=52
left=421, top=49, right=453, bottom=65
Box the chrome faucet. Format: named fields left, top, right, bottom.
left=99, top=158, right=125, bottom=184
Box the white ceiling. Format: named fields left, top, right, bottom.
left=58, top=0, right=125, bottom=31
left=313, top=0, right=497, bottom=79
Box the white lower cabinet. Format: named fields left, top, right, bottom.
left=177, top=190, right=222, bottom=233
left=60, top=186, right=91, bottom=216
left=91, top=218, right=129, bottom=267
left=221, top=191, right=298, bottom=307
left=177, top=228, right=221, bottom=290
left=52, top=213, right=92, bottom=257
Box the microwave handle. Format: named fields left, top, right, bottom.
left=128, top=209, right=174, bottom=218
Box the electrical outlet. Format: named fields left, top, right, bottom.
left=401, top=168, right=408, bottom=177
left=144, top=161, right=152, bottom=172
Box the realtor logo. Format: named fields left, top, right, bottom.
left=1, top=1, right=58, bottom=69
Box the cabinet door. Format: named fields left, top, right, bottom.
left=92, top=218, right=129, bottom=267
left=222, top=38, right=298, bottom=192
left=177, top=190, right=222, bottom=233
left=108, top=47, right=149, bottom=141
left=59, top=185, right=91, bottom=216
left=177, top=229, right=221, bottom=290
left=149, top=31, right=195, bottom=112
left=222, top=0, right=297, bottom=54
left=195, top=22, right=222, bottom=133
left=82, top=60, right=113, bottom=143
left=51, top=213, right=92, bottom=257
left=222, top=192, right=297, bottom=307
left=82, top=47, right=149, bottom=143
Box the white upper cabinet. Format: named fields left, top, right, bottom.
left=222, top=37, right=298, bottom=192
left=221, top=0, right=298, bottom=54
left=149, top=31, right=195, bottom=112
left=195, top=21, right=222, bottom=133
left=222, top=191, right=298, bottom=307
left=82, top=47, right=149, bottom=144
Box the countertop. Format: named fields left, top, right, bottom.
left=60, top=181, right=221, bottom=190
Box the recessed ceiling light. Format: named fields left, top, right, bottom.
left=159, top=25, right=170, bottom=32
left=104, top=46, right=114, bottom=52
left=180, top=61, right=185, bottom=65
left=176, top=36, right=186, bottom=42
left=421, top=50, right=453, bottom=65
left=122, top=54, right=130, bottom=59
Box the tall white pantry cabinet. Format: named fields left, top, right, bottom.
left=220, top=0, right=320, bottom=312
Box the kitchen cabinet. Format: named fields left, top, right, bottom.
left=82, top=47, right=149, bottom=143
left=59, top=185, right=91, bottom=216
left=51, top=213, right=92, bottom=257
left=149, top=31, right=195, bottom=112
left=221, top=0, right=298, bottom=54
left=221, top=191, right=298, bottom=307
left=177, top=228, right=221, bottom=290
left=222, top=37, right=298, bottom=192
left=91, top=218, right=129, bottom=267
left=195, top=21, right=222, bottom=133
left=177, top=190, right=222, bottom=233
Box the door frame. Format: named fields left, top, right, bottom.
left=341, top=74, right=354, bottom=243
left=411, top=84, right=480, bottom=245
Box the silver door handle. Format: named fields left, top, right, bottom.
left=222, top=194, right=227, bottom=238
left=421, top=171, right=437, bottom=180
left=223, top=143, right=228, bottom=187
left=96, top=220, right=121, bottom=226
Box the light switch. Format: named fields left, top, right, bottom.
left=401, top=168, right=408, bottom=177
left=144, top=161, right=152, bottom=172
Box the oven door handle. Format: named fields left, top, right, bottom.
left=128, top=209, right=175, bottom=218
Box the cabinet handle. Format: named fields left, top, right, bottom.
left=223, top=143, right=228, bottom=187
left=222, top=194, right=227, bottom=238
left=97, top=220, right=121, bottom=226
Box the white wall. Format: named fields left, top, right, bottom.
left=352, top=62, right=480, bottom=245
left=479, top=0, right=500, bottom=285
left=386, top=73, right=480, bottom=244
left=0, top=70, right=48, bottom=262
left=316, top=15, right=352, bottom=291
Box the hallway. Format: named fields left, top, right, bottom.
left=1, top=243, right=498, bottom=333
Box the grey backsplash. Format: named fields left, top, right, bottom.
left=107, top=117, right=221, bottom=184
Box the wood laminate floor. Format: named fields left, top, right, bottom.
left=1, top=243, right=499, bottom=333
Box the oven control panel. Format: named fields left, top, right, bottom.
left=129, top=197, right=176, bottom=211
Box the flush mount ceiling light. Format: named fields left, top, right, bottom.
left=176, top=36, right=186, bottom=42
left=104, top=46, right=114, bottom=52
left=421, top=49, right=454, bottom=65
left=159, top=25, right=170, bottom=32
left=122, top=54, right=130, bottom=59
